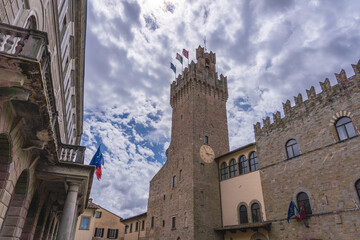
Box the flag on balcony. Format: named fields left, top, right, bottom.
left=287, top=201, right=300, bottom=222
left=90, top=145, right=104, bottom=180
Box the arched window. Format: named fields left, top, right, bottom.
left=239, top=205, right=248, bottom=224
left=297, top=192, right=312, bottom=215
left=286, top=139, right=300, bottom=158
left=251, top=203, right=261, bottom=223
left=249, top=152, right=258, bottom=171
left=239, top=155, right=248, bottom=174
left=335, top=117, right=357, bottom=141
left=229, top=159, right=237, bottom=178
left=220, top=162, right=228, bottom=180
left=356, top=179, right=360, bottom=201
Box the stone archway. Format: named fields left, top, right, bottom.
left=21, top=190, right=40, bottom=239
left=0, top=170, right=29, bottom=238
left=250, top=232, right=268, bottom=240
left=0, top=133, right=11, bottom=190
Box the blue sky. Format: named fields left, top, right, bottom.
left=81, top=0, right=360, bottom=218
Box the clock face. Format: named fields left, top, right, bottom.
left=200, top=145, right=215, bottom=163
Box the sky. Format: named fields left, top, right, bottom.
left=82, top=0, right=360, bottom=218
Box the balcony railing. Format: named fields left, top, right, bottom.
left=0, top=23, right=86, bottom=164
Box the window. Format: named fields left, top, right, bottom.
left=220, top=162, right=228, bottom=180
left=239, top=155, right=248, bottom=174
left=335, top=117, right=357, bottom=141
left=94, top=228, right=104, bottom=237
left=162, top=220, right=165, bottom=227
left=125, top=225, right=128, bottom=234
left=151, top=216, right=154, bottom=228
left=95, top=211, right=102, bottom=218
left=239, top=205, right=248, bottom=224
left=286, top=139, right=300, bottom=158
left=141, top=220, right=145, bottom=230
left=135, top=221, right=139, bottom=232
left=172, top=217, right=176, bottom=229
left=107, top=229, right=118, bottom=239
left=356, top=179, right=360, bottom=201
left=205, top=136, right=209, bottom=145
left=297, top=192, right=312, bottom=215
left=251, top=203, right=261, bottom=223
left=172, top=175, right=176, bottom=188
left=229, top=159, right=238, bottom=178
left=249, top=152, right=259, bottom=171
left=80, top=217, right=89, bottom=229
left=179, top=169, right=182, bottom=181
left=130, top=223, right=133, bottom=233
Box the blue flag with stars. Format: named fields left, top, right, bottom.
left=170, top=62, right=176, bottom=74
left=89, top=146, right=104, bottom=169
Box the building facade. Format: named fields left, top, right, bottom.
left=122, top=212, right=147, bottom=240
left=74, top=199, right=125, bottom=240
left=125, top=48, right=360, bottom=240
left=0, top=0, right=93, bottom=239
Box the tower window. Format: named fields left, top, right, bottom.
left=335, top=117, right=357, bottom=141
left=141, top=220, right=145, bottom=230
left=239, top=205, right=248, bottom=224
left=220, top=162, right=228, bottom=180
left=356, top=179, right=360, bottom=201
left=172, top=175, right=176, bottom=188
left=249, top=152, right=259, bottom=171
left=172, top=216, right=176, bottom=229
left=151, top=217, right=154, bottom=228
left=286, top=139, right=300, bottom=159
left=297, top=192, right=312, bottom=215
left=162, top=220, right=165, bottom=227
left=239, top=155, right=248, bottom=174
left=251, top=203, right=261, bottom=223
left=205, top=136, right=209, bottom=145
left=229, top=159, right=238, bottom=178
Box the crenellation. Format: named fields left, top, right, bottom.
left=320, top=78, right=332, bottom=93
left=255, top=61, right=360, bottom=136
left=306, top=86, right=316, bottom=100
left=294, top=93, right=303, bottom=105
left=263, top=116, right=270, bottom=129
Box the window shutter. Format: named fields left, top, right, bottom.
left=101, top=228, right=104, bottom=237
left=107, top=229, right=110, bottom=238
left=94, top=228, right=98, bottom=237
left=115, top=229, right=118, bottom=238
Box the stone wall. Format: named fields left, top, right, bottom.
left=255, top=61, right=360, bottom=239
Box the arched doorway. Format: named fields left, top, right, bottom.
left=0, top=170, right=29, bottom=238
left=250, top=232, right=268, bottom=240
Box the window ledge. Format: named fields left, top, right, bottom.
left=171, top=228, right=176, bottom=231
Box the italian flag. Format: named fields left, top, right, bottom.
left=176, top=53, right=183, bottom=64
left=287, top=201, right=301, bottom=222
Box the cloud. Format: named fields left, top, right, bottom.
left=84, top=0, right=360, bottom=217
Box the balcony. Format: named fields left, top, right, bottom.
left=0, top=22, right=86, bottom=164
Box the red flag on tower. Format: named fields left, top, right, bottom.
left=182, top=49, right=189, bottom=59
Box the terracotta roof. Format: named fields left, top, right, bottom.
left=214, top=221, right=271, bottom=232
left=215, top=142, right=256, bottom=161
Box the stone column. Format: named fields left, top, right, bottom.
left=56, top=183, right=79, bottom=240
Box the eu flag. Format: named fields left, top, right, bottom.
left=89, top=146, right=104, bottom=169
left=170, top=62, right=176, bottom=74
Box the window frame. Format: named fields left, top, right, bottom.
left=151, top=216, right=154, bottom=228
left=229, top=159, right=238, bottom=178
left=172, top=175, right=177, bottom=188
left=239, top=205, right=248, bottom=224
left=205, top=136, right=209, bottom=145
left=249, top=152, right=259, bottom=172
left=94, top=228, right=104, bottom=237
left=220, top=162, right=228, bottom=180
left=141, top=220, right=145, bottom=231
left=239, top=155, right=248, bottom=175
left=107, top=229, right=118, bottom=239
left=135, top=221, right=139, bottom=232
left=79, top=216, right=90, bottom=230
left=95, top=211, right=102, bottom=218
left=286, top=139, right=300, bottom=159
left=171, top=216, right=176, bottom=230
left=251, top=203, right=261, bottom=223
left=335, top=117, right=357, bottom=141
left=296, top=192, right=312, bottom=216
left=130, top=223, right=133, bottom=233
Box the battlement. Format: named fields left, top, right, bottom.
left=254, top=60, right=360, bottom=136
left=170, top=46, right=228, bottom=108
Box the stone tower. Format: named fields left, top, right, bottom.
left=146, top=46, right=229, bottom=240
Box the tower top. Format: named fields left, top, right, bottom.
left=170, top=46, right=228, bottom=108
